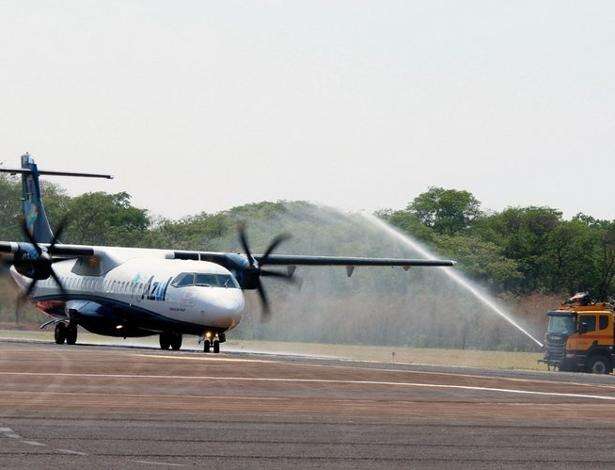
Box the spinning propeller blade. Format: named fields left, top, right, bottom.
left=11, top=217, right=72, bottom=317
left=236, top=224, right=294, bottom=319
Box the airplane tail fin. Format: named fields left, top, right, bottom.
left=20, top=154, right=54, bottom=243
left=0, top=153, right=113, bottom=243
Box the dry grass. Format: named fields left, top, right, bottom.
left=230, top=340, right=544, bottom=371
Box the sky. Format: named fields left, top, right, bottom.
left=1, top=1, right=614, bottom=220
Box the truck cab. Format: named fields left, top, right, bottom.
left=543, top=294, right=615, bottom=374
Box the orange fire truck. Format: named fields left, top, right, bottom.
left=542, top=293, right=615, bottom=374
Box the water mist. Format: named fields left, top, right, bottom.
left=361, top=213, right=544, bottom=348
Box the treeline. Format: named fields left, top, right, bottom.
left=1, top=176, right=613, bottom=350
left=380, top=187, right=615, bottom=300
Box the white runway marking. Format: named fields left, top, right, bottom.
left=133, top=459, right=186, bottom=467
left=0, top=425, right=46, bottom=447
left=56, top=449, right=88, bottom=456
left=135, top=350, right=615, bottom=392
left=0, top=426, right=21, bottom=439
left=132, top=353, right=275, bottom=364
left=334, top=365, right=615, bottom=391
left=2, top=371, right=615, bottom=402
left=22, top=440, right=46, bottom=447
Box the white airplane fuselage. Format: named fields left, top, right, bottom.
left=10, top=246, right=245, bottom=337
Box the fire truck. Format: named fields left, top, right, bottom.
left=542, top=293, right=615, bottom=374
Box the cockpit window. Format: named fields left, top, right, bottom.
left=172, top=272, right=239, bottom=288
left=195, top=273, right=239, bottom=288
left=172, top=273, right=195, bottom=287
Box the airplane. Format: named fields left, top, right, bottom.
left=0, top=154, right=455, bottom=353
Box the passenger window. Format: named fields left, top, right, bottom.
left=600, top=315, right=609, bottom=330
left=580, top=315, right=596, bottom=332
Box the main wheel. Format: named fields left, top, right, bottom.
left=159, top=333, right=171, bottom=350
left=170, top=334, right=182, bottom=351
left=54, top=323, right=67, bottom=344
left=65, top=324, right=78, bottom=345
left=203, top=339, right=211, bottom=353
left=213, top=340, right=220, bottom=354
left=586, top=355, right=612, bottom=374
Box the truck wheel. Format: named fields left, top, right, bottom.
left=586, top=355, right=612, bottom=374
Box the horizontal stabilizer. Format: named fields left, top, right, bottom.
left=0, top=168, right=112, bottom=179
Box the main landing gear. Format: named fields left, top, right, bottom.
left=159, top=332, right=183, bottom=351
left=202, top=333, right=225, bottom=354
left=54, top=322, right=78, bottom=345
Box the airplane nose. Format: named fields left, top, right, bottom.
left=198, top=289, right=245, bottom=328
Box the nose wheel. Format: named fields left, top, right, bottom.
left=203, top=336, right=221, bottom=353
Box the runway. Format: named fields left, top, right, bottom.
left=2, top=341, right=615, bottom=469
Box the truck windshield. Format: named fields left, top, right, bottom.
left=547, top=314, right=576, bottom=335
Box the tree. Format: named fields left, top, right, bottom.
left=63, top=192, right=150, bottom=246
left=408, top=187, right=482, bottom=235
left=0, top=175, right=22, bottom=241
left=435, top=235, right=522, bottom=292
left=543, top=219, right=597, bottom=294
left=378, top=208, right=436, bottom=244
left=595, top=222, right=615, bottom=300
left=147, top=213, right=230, bottom=251
left=477, top=207, right=563, bottom=292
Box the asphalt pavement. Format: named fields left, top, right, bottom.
left=2, top=341, right=615, bottom=469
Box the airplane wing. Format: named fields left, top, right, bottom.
left=0, top=241, right=94, bottom=258
left=3, top=240, right=454, bottom=268
left=179, top=225, right=455, bottom=270
left=252, top=254, right=454, bottom=268
left=183, top=251, right=455, bottom=274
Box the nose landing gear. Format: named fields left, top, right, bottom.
left=202, top=332, right=224, bottom=353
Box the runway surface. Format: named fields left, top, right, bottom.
left=2, top=341, right=615, bottom=469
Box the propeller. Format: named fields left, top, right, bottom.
left=237, top=223, right=295, bottom=319
left=11, top=218, right=74, bottom=315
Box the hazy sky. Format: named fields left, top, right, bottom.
left=1, top=1, right=614, bottom=219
